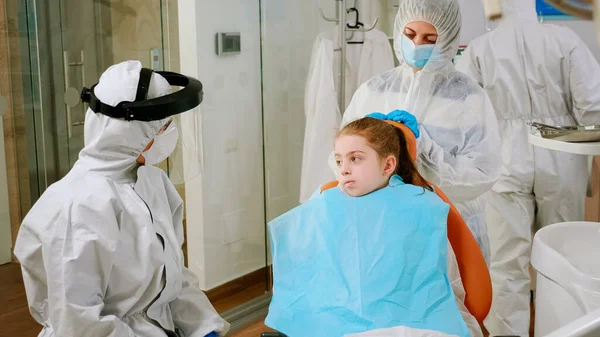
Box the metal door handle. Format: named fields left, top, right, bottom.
left=63, top=51, right=86, bottom=138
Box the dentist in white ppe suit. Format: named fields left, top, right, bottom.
left=14, top=60, right=230, bottom=337
left=456, top=1, right=600, bottom=336
left=340, top=0, right=502, bottom=263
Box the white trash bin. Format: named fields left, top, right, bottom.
left=543, top=307, right=600, bottom=337
left=531, top=221, right=600, bottom=337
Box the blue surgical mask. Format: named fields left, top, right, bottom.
left=399, top=35, right=435, bottom=69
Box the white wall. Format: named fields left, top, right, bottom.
left=457, top=0, right=487, bottom=46
left=457, top=0, right=600, bottom=59
left=179, top=0, right=266, bottom=290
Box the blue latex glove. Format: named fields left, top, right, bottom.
left=204, top=332, right=218, bottom=337
left=365, top=110, right=420, bottom=139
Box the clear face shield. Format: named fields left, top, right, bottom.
left=158, top=109, right=202, bottom=185
left=81, top=67, right=204, bottom=185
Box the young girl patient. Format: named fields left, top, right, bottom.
left=265, top=117, right=479, bottom=337
left=333, top=117, right=431, bottom=197
left=334, top=117, right=484, bottom=337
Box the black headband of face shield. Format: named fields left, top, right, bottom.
left=80, top=68, right=204, bottom=122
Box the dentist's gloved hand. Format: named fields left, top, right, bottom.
left=366, top=110, right=420, bottom=139
left=204, top=332, right=218, bottom=337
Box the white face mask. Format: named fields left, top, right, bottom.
left=141, top=123, right=179, bottom=166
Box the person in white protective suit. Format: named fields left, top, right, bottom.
left=338, top=0, right=502, bottom=263
left=455, top=0, right=600, bottom=335
left=13, top=60, right=230, bottom=337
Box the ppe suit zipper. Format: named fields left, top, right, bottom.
left=404, top=71, right=421, bottom=113
left=131, top=186, right=172, bottom=335
left=132, top=186, right=154, bottom=223
left=140, top=239, right=172, bottom=336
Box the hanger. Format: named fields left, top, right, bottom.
left=319, top=0, right=378, bottom=45
left=346, top=7, right=364, bottom=29
left=346, top=7, right=364, bottom=44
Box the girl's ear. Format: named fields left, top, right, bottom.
left=382, top=155, right=397, bottom=177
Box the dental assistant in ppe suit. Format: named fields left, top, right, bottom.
left=13, top=60, right=229, bottom=337
left=455, top=0, right=600, bottom=335
left=339, top=0, right=502, bottom=263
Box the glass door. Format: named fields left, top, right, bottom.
left=24, top=0, right=167, bottom=200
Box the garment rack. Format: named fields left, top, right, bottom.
left=319, top=0, right=378, bottom=114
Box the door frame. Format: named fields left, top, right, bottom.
left=0, top=116, right=12, bottom=265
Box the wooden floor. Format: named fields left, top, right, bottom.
left=212, top=282, right=267, bottom=313
left=0, top=262, right=535, bottom=337
left=0, top=263, right=268, bottom=337
left=0, top=263, right=39, bottom=337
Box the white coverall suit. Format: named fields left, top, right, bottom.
left=14, top=61, right=230, bottom=337
left=339, top=0, right=502, bottom=264
left=456, top=1, right=600, bottom=335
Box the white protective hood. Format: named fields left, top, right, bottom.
left=77, top=60, right=172, bottom=183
